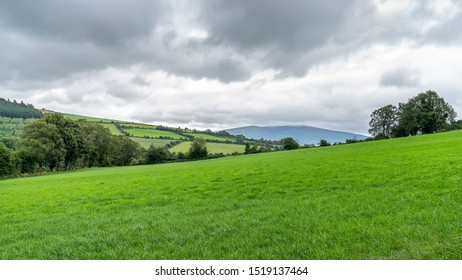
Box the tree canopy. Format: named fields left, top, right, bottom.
left=282, top=137, right=300, bottom=150
left=369, top=90, right=457, bottom=138
left=188, top=138, right=208, bottom=159
left=368, top=104, right=398, bottom=138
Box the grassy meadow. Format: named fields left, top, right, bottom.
left=184, top=132, right=236, bottom=142
left=0, top=130, right=461, bottom=259
left=170, top=141, right=245, bottom=155
left=124, top=128, right=185, bottom=139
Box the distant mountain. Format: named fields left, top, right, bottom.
left=226, top=125, right=368, bottom=145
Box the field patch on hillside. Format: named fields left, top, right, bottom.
left=170, top=142, right=245, bottom=155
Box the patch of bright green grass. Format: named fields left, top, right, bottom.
left=124, top=128, right=185, bottom=139
left=1, top=131, right=461, bottom=259
left=100, top=123, right=124, bottom=136
left=121, top=123, right=156, bottom=129
left=170, top=142, right=245, bottom=154
left=61, top=113, right=117, bottom=123
left=130, top=137, right=174, bottom=149
left=184, top=133, right=235, bottom=142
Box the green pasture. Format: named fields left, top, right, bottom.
left=184, top=133, right=235, bottom=142
left=170, top=142, right=245, bottom=155
left=124, top=128, right=185, bottom=140
left=0, top=131, right=461, bottom=259
left=100, top=123, right=124, bottom=136
left=120, top=123, right=156, bottom=129
left=130, top=138, right=174, bottom=149
left=61, top=113, right=116, bottom=123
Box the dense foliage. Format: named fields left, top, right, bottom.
left=188, top=138, right=208, bottom=159
left=282, top=137, right=300, bottom=150
left=0, top=98, right=42, bottom=119
left=369, top=90, right=458, bottom=138
left=0, top=113, right=143, bottom=177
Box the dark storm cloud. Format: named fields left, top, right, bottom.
left=0, top=0, right=165, bottom=45
left=1, top=0, right=462, bottom=86
left=0, top=0, right=169, bottom=86
left=197, top=0, right=376, bottom=77
left=380, top=67, right=421, bottom=88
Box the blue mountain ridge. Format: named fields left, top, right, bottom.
left=225, top=125, right=368, bottom=145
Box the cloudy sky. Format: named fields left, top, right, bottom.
left=1, top=0, right=462, bottom=134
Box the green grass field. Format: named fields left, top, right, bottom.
left=1, top=131, right=461, bottom=259
left=130, top=138, right=174, bottom=149
left=124, top=128, right=186, bottom=140
left=100, top=123, right=124, bottom=136
left=61, top=113, right=117, bottom=123
left=170, top=142, right=245, bottom=154
left=184, top=133, right=235, bottom=142
left=121, top=123, right=156, bottom=129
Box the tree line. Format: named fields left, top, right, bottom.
left=369, top=90, right=460, bottom=139
left=0, top=98, right=43, bottom=119
left=0, top=113, right=219, bottom=178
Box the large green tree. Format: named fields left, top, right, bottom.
left=109, top=136, right=142, bottom=166
left=145, top=145, right=168, bottom=164
left=20, top=120, right=66, bottom=173
left=281, top=137, right=300, bottom=150
left=188, top=138, right=208, bottom=159
left=368, top=104, right=398, bottom=138
left=397, top=90, right=456, bottom=136
left=45, top=113, right=86, bottom=169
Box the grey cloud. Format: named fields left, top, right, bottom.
left=0, top=0, right=166, bottom=46
left=197, top=0, right=376, bottom=77
left=2, top=0, right=461, bottom=86
left=380, top=67, right=421, bottom=88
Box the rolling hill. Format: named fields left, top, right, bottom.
left=1, top=130, right=460, bottom=259
left=226, top=125, right=368, bottom=145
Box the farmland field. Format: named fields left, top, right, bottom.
left=170, top=141, right=245, bottom=154
left=130, top=138, right=174, bottom=149
left=184, top=133, right=235, bottom=142
left=0, top=131, right=461, bottom=259
left=100, top=123, right=124, bottom=136
left=124, top=128, right=186, bottom=139
left=62, top=113, right=117, bottom=123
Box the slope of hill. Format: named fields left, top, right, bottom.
left=59, top=112, right=245, bottom=152
left=226, top=125, right=368, bottom=145
left=0, top=98, right=43, bottom=137
left=1, top=130, right=460, bottom=259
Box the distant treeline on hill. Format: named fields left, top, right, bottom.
left=0, top=98, right=43, bottom=119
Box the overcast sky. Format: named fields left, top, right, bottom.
left=1, top=0, right=462, bottom=134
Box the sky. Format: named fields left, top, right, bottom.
left=1, top=0, right=462, bottom=135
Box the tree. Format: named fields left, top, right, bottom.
left=0, top=142, right=13, bottom=177
left=45, top=113, right=86, bottom=169
left=78, top=120, right=112, bottom=167
left=109, top=136, right=142, bottom=166
left=20, top=120, right=66, bottom=173
left=282, top=137, right=299, bottom=150
left=319, top=139, right=331, bottom=146
left=400, top=90, right=456, bottom=135
left=145, top=145, right=168, bottom=164
left=188, top=138, right=208, bottom=159
left=368, top=104, right=398, bottom=138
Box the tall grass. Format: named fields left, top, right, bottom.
left=0, top=131, right=461, bottom=259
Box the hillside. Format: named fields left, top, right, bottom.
left=0, top=98, right=42, bottom=137
left=1, top=130, right=460, bottom=259
left=226, top=125, right=368, bottom=145
left=61, top=112, right=245, bottom=154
